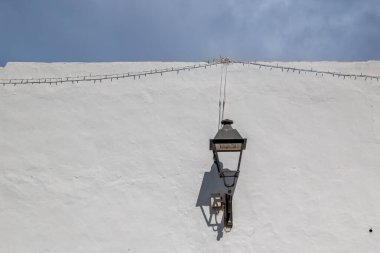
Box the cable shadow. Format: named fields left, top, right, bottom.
left=195, top=162, right=238, bottom=241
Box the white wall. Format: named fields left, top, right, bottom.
left=1, top=61, right=380, bottom=252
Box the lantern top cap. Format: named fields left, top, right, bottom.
left=221, top=119, right=233, bottom=125
left=213, top=119, right=244, bottom=140
left=210, top=118, right=247, bottom=150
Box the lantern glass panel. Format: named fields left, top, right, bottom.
left=216, top=151, right=242, bottom=173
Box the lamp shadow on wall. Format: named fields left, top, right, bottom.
left=195, top=162, right=237, bottom=241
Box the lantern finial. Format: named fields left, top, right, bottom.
left=221, top=119, right=233, bottom=125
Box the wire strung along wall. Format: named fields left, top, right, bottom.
left=0, top=61, right=222, bottom=86
left=0, top=57, right=379, bottom=86
left=232, top=60, right=380, bottom=82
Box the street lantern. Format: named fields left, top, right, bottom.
left=210, top=119, right=247, bottom=188
left=209, top=119, right=247, bottom=230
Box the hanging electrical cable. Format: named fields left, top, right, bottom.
left=218, top=64, right=224, bottom=130
left=222, top=63, right=228, bottom=122
left=217, top=59, right=230, bottom=129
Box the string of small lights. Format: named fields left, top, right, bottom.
left=0, top=61, right=221, bottom=86
left=1, top=57, right=379, bottom=86
left=232, top=60, right=380, bottom=82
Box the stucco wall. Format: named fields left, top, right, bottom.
left=1, top=61, right=380, bottom=252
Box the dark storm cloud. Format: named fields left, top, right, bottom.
left=0, top=0, right=379, bottom=66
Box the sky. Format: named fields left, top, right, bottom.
left=0, top=0, right=380, bottom=66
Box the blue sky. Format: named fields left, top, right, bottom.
left=1, top=0, right=380, bottom=66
